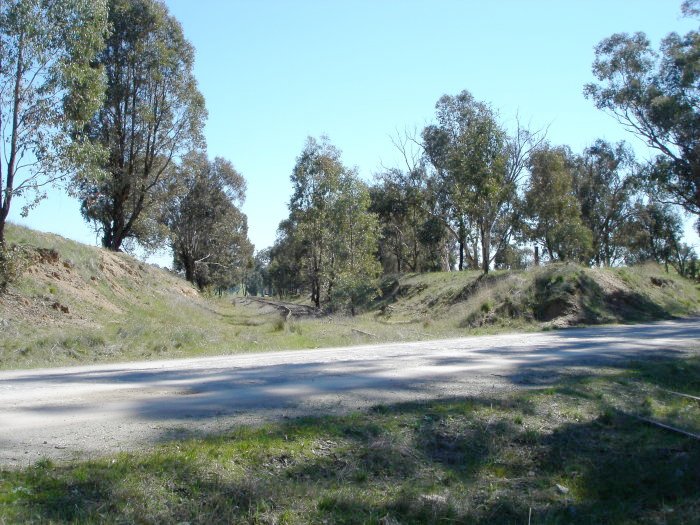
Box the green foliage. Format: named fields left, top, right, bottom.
left=0, top=0, right=108, bottom=244
left=623, top=201, right=698, bottom=277
left=76, top=0, right=207, bottom=251
left=330, top=275, right=379, bottom=315
left=524, top=146, right=593, bottom=262
left=272, top=137, right=381, bottom=309
left=244, top=248, right=271, bottom=296
left=421, top=90, right=544, bottom=273
left=268, top=219, right=305, bottom=298
left=168, top=153, right=253, bottom=291
left=493, top=243, right=530, bottom=270
left=370, top=164, right=439, bottom=274
left=572, top=140, right=639, bottom=266
left=423, top=91, right=508, bottom=272
left=585, top=11, right=700, bottom=229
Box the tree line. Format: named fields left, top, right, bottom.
left=0, top=0, right=252, bottom=292
left=1, top=0, right=699, bottom=302
left=259, top=1, right=700, bottom=310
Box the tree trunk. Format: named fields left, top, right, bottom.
left=182, top=253, right=196, bottom=284
left=457, top=220, right=465, bottom=271
left=458, top=238, right=464, bottom=271
left=481, top=225, right=490, bottom=274
left=442, top=241, right=451, bottom=271
left=311, top=276, right=320, bottom=309
left=1, top=36, right=24, bottom=250
left=534, top=246, right=540, bottom=266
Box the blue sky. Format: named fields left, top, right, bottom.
left=9, top=0, right=699, bottom=261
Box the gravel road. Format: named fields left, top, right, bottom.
left=1, top=319, right=698, bottom=466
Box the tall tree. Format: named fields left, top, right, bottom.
left=328, top=171, right=381, bottom=314
left=370, top=166, right=433, bottom=273
left=0, top=0, right=108, bottom=245
left=268, top=219, right=305, bottom=298
left=287, top=137, right=344, bottom=308
left=422, top=91, right=543, bottom=273
left=585, top=7, right=700, bottom=230
left=77, top=0, right=206, bottom=251
left=623, top=201, right=688, bottom=273
left=244, top=248, right=272, bottom=297
left=523, top=146, right=593, bottom=262
left=572, top=140, right=639, bottom=266
left=274, top=137, right=380, bottom=310
left=167, top=153, right=252, bottom=291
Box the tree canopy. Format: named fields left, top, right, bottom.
left=167, top=152, right=252, bottom=291
left=270, top=137, right=380, bottom=311
left=422, top=90, right=544, bottom=273
left=77, top=0, right=206, bottom=252
left=585, top=21, right=700, bottom=231
left=0, top=0, right=108, bottom=245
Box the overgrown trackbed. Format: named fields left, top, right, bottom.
left=0, top=319, right=698, bottom=466
left=242, top=296, right=323, bottom=319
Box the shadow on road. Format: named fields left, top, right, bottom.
left=5, top=354, right=700, bottom=524
left=2, top=320, right=697, bottom=428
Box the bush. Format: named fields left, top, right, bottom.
left=0, top=243, right=31, bottom=293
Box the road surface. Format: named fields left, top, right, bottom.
left=1, top=319, right=698, bottom=466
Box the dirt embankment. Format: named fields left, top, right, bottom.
left=0, top=236, right=198, bottom=329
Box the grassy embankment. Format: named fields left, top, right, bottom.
left=0, top=356, right=698, bottom=523
left=1, top=223, right=699, bottom=370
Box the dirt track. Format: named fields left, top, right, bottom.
left=1, top=319, right=698, bottom=467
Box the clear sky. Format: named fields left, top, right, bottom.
left=9, top=0, right=699, bottom=262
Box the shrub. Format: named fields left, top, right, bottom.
left=0, top=243, right=31, bottom=293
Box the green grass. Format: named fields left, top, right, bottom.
left=1, top=356, right=699, bottom=524
left=1, top=223, right=699, bottom=370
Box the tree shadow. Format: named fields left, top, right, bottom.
left=4, top=355, right=700, bottom=523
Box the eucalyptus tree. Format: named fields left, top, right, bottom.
left=328, top=170, right=381, bottom=314
left=0, top=0, right=108, bottom=245
left=268, top=219, right=305, bottom=298
left=77, top=0, right=206, bottom=251
left=167, top=153, right=252, bottom=291
left=572, top=140, right=639, bottom=266
left=370, top=166, right=433, bottom=273
left=623, top=201, right=687, bottom=273
left=244, top=248, right=272, bottom=297
left=287, top=137, right=344, bottom=307
left=523, top=146, right=593, bottom=262
left=585, top=2, right=700, bottom=230
left=422, top=90, right=543, bottom=273
left=275, top=137, right=380, bottom=310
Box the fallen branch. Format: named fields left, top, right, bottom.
left=630, top=414, right=700, bottom=440
left=661, top=389, right=700, bottom=403
left=351, top=328, right=376, bottom=337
